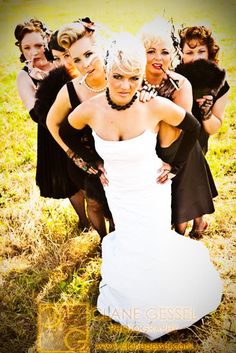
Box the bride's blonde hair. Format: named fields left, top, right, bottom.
left=106, top=33, right=146, bottom=76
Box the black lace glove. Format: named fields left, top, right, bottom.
left=66, top=147, right=102, bottom=175
left=198, top=96, right=214, bottom=121
left=60, top=116, right=102, bottom=176
left=60, top=116, right=102, bottom=162
left=170, top=111, right=200, bottom=176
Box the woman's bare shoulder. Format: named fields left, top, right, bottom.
left=148, top=95, right=173, bottom=109
left=81, top=92, right=106, bottom=110
left=17, top=69, right=31, bottom=82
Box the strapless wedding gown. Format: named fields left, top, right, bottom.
left=93, top=130, right=222, bottom=340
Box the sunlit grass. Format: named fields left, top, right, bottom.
left=0, top=1, right=235, bottom=353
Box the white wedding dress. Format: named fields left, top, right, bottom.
left=93, top=130, right=222, bottom=340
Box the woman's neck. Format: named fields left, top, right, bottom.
left=86, top=72, right=107, bottom=90
left=145, top=71, right=167, bottom=85
left=38, top=60, right=54, bottom=73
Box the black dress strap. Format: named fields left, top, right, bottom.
left=67, top=81, right=81, bottom=110
left=214, top=80, right=230, bottom=102
left=22, top=66, right=39, bottom=86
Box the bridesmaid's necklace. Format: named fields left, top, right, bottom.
left=83, top=79, right=106, bottom=93
left=143, top=76, right=161, bottom=91
left=106, top=88, right=138, bottom=111
left=80, top=73, right=106, bottom=93
left=143, top=69, right=179, bottom=93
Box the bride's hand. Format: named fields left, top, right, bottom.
left=156, top=162, right=175, bottom=184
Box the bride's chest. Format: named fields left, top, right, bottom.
left=97, top=110, right=156, bottom=141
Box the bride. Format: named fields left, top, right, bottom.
left=59, top=34, right=222, bottom=340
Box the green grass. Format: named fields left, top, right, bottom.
left=0, top=1, right=235, bottom=353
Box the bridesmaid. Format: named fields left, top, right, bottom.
left=15, top=19, right=89, bottom=230
left=177, top=25, right=229, bottom=154
left=138, top=17, right=217, bottom=238
left=47, top=19, right=114, bottom=237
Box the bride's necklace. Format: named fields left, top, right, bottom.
left=83, top=79, right=106, bottom=93
left=106, top=88, right=138, bottom=111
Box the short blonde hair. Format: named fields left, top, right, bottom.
left=106, top=33, right=146, bottom=76
left=57, top=22, right=94, bottom=49
left=138, top=17, right=173, bottom=52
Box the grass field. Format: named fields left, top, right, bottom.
left=0, top=1, right=235, bottom=352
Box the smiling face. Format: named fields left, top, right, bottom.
left=145, top=38, right=172, bottom=77
left=182, top=40, right=209, bottom=63
left=69, top=35, right=104, bottom=78
left=107, top=66, right=142, bottom=106
left=21, top=31, right=47, bottom=65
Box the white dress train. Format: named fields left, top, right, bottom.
left=93, top=130, right=222, bottom=340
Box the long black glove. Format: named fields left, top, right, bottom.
left=170, top=111, right=200, bottom=175
left=59, top=116, right=102, bottom=172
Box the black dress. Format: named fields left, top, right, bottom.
left=60, top=81, right=112, bottom=219
left=24, top=66, right=78, bottom=198
left=192, top=82, right=230, bottom=154
left=175, top=60, right=230, bottom=154
left=154, top=77, right=218, bottom=224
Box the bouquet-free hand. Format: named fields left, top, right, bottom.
left=196, top=95, right=214, bottom=121
left=66, top=148, right=100, bottom=175
left=156, top=162, right=175, bottom=184
left=97, top=161, right=109, bottom=186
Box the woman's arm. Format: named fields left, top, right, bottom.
left=172, top=77, right=193, bottom=111
left=158, top=77, right=193, bottom=147
left=59, top=102, right=100, bottom=175
left=153, top=97, right=200, bottom=176
left=198, top=91, right=229, bottom=135
left=16, top=70, right=36, bottom=111
left=46, top=84, right=72, bottom=152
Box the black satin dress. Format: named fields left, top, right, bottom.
left=60, top=81, right=112, bottom=219
left=24, top=66, right=78, bottom=198
left=192, top=81, right=230, bottom=154
left=155, top=77, right=218, bottom=224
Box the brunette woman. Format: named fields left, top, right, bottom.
left=15, top=19, right=89, bottom=230
left=177, top=25, right=229, bottom=155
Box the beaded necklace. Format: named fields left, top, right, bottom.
left=106, top=88, right=138, bottom=111
left=83, top=79, right=106, bottom=93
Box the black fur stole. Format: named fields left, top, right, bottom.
left=175, top=59, right=226, bottom=99
left=33, top=66, right=72, bottom=126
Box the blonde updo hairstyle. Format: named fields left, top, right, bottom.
left=138, top=17, right=174, bottom=54
left=57, top=21, right=95, bottom=49
left=105, top=33, right=146, bottom=77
